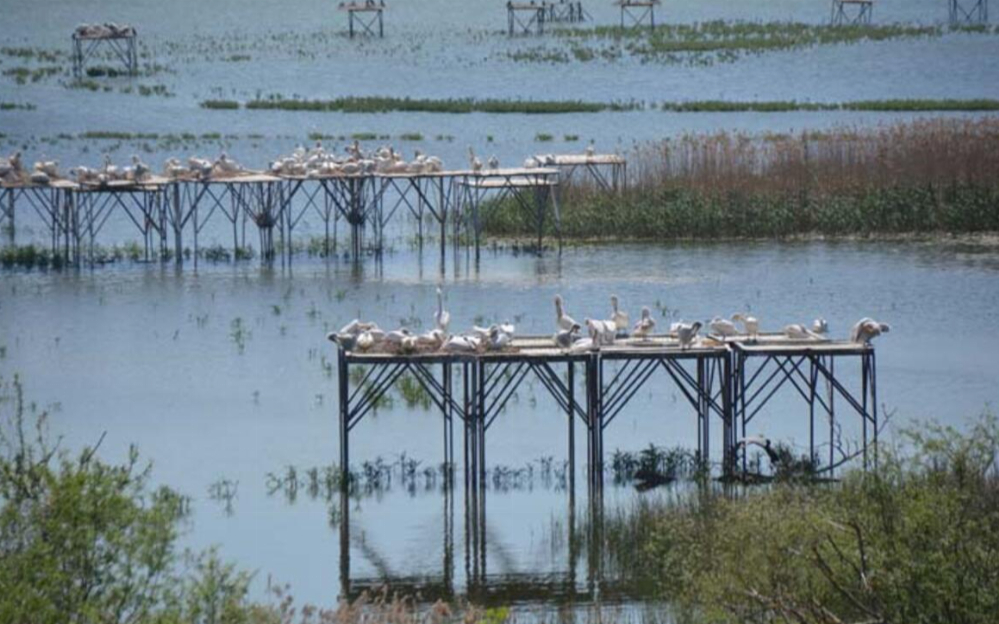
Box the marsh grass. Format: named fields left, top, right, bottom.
left=484, top=118, right=999, bottom=240
left=239, top=96, right=641, bottom=114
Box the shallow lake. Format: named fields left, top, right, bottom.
left=2, top=241, right=999, bottom=606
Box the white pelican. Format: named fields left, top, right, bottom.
left=523, top=156, right=539, bottom=169
left=434, top=287, right=450, bottom=332
left=468, top=147, right=483, bottom=172
left=487, top=155, right=499, bottom=170
left=569, top=337, right=596, bottom=353
left=554, top=294, right=577, bottom=331
left=29, top=171, right=50, bottom=185
left=385, top=328, right=412, bottom=344
left=554, top=323, right=581, bottom=349
left=415, top=328, right=446, bottom=350
left=731, top=313, right=759, bottom=341
left=585, top=144, right=595, bottom=157
left=632, top=306, right=655, bottom=340
left=103, top=155, right=120, bottom=179
left=784, top=324, right=823, bottom=341
left=356, top=331, right=377, bottom=351
left=8, top=151, right=23, bottom=173
left=812, top=318, right=829, bottom=335
left=709, top=316, right=738, bottom=339
left=34, top=160, right=59, bottom=178
left=676, top=321, right=702, bottom=350
left=130, top=155, right=149, bottom=181
left=586, top=318, right=616, bottom=346
left=443, top=335, right=480, bottom=353
left=850, top=318, right=890, bottom=344
left=610, top=295, right=629, bottom=335
left=486, top=326, right=512, bottom=351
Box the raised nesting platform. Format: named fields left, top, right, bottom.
left=830, top=0, right=873, bottom=25
left=339, top=2, right=385, bottom=37
left=949, top=0, right=988, bottom=23
left=535, top=153, right=627, bottom=192
left=72, top=25, right=138, bottom=77
left=507, top=2, right=547, bottom=35
left=615, top=0, right=660, bottom=30
left=335, top=332, right=880, bottom=494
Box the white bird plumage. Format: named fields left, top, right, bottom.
left=434, top=287, right=451, bottom=333
left=610, top=295, right=629, bottom=335
left=709, top=316, right=739, bottom=339
left=676, top=321, right=702, bottom=350
left=554, top=294, right=577, bottom=332
left=731, top=313, right=759, bottom=341
left=632, top=306, right=655, bottom=340
left=850, top=318, right=890, bottom=344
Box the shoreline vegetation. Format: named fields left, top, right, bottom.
left=602, top=414, right=999, bottom=624
left=484, top=118, right=999, bottom=240
left=200, top=96, right=999, bottom=114
left=3, top=372, right=999, bottom=623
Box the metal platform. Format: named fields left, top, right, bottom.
left=335, top=335, right=880, bottom=494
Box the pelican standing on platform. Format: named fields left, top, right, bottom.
left=554, top=294, right=577, bottom=332
left=468, top=147, right=483, bottom=172
left=434, top=287, right=451, bottom=333
left=676, top=321, right=702, bottom=350
left=610, top=295, right=629, bottom=336
left=732, top=313, right=759, bottom=341
left=632, top=306, right=656, bottom=340
left=554, top=323, right=581, bottom=349
left=709, top=316, right=738, bottom=339
left=850, top=318, right=890, bottom=344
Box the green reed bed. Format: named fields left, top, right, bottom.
left=238, top=95, right=641, bottom=114
left=483, top=118, right=999, bottom=240
left=601, top=414, right=999, bottom=624
left=536, top=21, right=999, bottom=64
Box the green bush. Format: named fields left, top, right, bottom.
left=603, top=414, right=999, bottom=623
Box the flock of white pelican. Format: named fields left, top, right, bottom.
left=269, top=141, right=444, bottom=177
left=327, top=289, right=890, bottom=355
left=74, top=23, right=136, bottom=39
left=1, top=142, right=604, bottom=188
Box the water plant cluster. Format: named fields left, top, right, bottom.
left=520, top=21, right=999, bottom=65
left=601, top=413, right=999, bottom=623
left=483, top=118, right=999, bottom=240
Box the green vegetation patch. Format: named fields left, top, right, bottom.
left=239, top=95, right=641, bottom=114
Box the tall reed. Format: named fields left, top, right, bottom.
left=484, top=118, right=999, bottom=239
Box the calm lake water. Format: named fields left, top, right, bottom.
left=2, top=0, right=999, bottom=612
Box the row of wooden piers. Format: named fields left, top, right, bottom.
left=0, top=156, right=626, bottom=267
left=336, top=336, right=880, bottom=498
